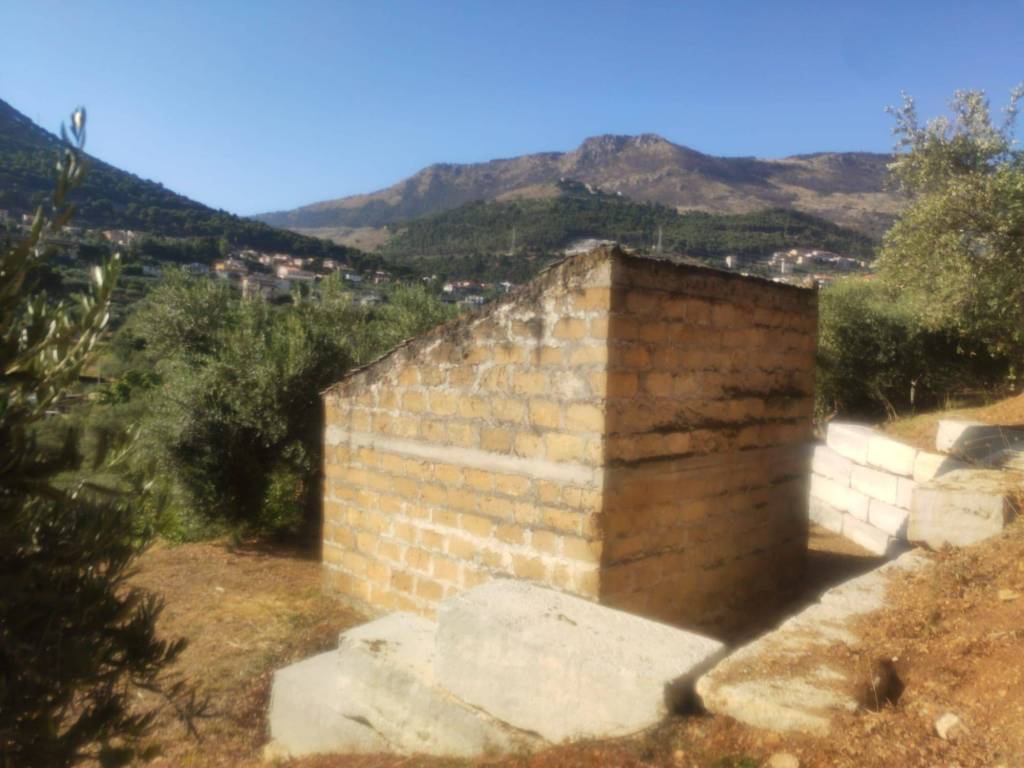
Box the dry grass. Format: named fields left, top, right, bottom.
left=131, top=519, right=1024, bottom=768
left=880, top=392, right=1024, bottom=452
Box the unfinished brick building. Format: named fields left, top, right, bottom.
left=322, top=247, right=817, bottom=635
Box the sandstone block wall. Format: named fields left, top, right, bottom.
left=322, top=247, right=817, bottom=635
left=600, top=257, right=815, bottom=632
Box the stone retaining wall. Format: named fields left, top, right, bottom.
left=809, top=422, right=962, bottom=554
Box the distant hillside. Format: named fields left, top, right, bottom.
left=384, top=182, right=876, bottom=257
left=256, top=133, right=906, bottom=238
left=0, top=98, right=365, bottom=264
left=373, top=182, right=876, bottom=283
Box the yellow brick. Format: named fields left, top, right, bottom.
left=460, top=513, right=494, bottom=538
left=389, top=573, right=413, bottom=593
left=528, top=399, right=561, bottom=429
left=447, top=423, right=479, bottom=448
left=463, top=567, right=490, bottom=589
left=397, top=368, right=419, bottom=386
left=464, top=469, right=494, bottom=492
left=545, top=433, right=585, bottom=463
left=480, top=427, right=512, bottom=452
left=572, top=567, right=600, bottom=597
left=513, top=431, right=545, bottom=459
left=342, top=551, right=369, bottom=575
left=565, top=403, right=604, bottom=432
left=496, top=523, right=526, bottom=545
left=562, top=536, right=601, bottom=561
left=367, top=559, right=391, bottom=584
left=513, top=502, right=541, bottom=526
left=588, top=316, right=610, bottom=339
left=589, top=372, right=608, bottom=397
left=492, top=398, right=526, bottom=423
left=607, top=372, right=638, bottom=398
left=457, top=396, right=491, bottom=419
left=493, top=344, right=525, bottom=364
left=626, top=290, right=659, bottom=315
left=479, top=495, right=515, bottom=520
left=643, top=372, right=672, bottom=397
left=572, top=286, right=611, bottom=310
left=513, top=370, right=547, bottom=396
left=541, top=506, right=581, bottom=534
left=355, top=531, right=378, bottom=554
left=434, top=464, right=464, bottom=486
left=402, top=391, right=425, bottom=412
left=421, top=484, right=446, bottom=506
left=512, top=554, right=547, bottom=581
left=418, top=528, right=446, bottom=550
left=530, top=530, right=559, bottom=555
left=494, top=473, right=532, bottom=497
left=415, top=577, right=445, bottom=602
left=448, top=536, right=478, bottom=559
left=537, top=481, right=561, bottom=505
left=432, top=556, right=461, bottom=583
left=392, top=415, right=418, bottom=438
left=421, top=419, right=447, bottom=443
left=430, top=392, right=457, bottom=416
left=537, top=347, right=563, bottom=365
left=447, top=488, right=479, bottom=513
left=569, top=346, right=608, bottom=365
left=479, top=366, right=509, bottom=393
left=378, top=540, right=403, bottom=562
left=404, top=547, right=431, bottom=572
left=431, top=508, right=460, bottom=529
left=553, top=318, right=587, bottom=340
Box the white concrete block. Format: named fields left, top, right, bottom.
left=434, top=579, right=725, bottom=743
left=811, top=444, right=853, bottom=485
left=913, top=451, right=969, bottom=484
left=826, top=422, right=875, bottom=464
left=866, top=434, right=917, bottom=477
left=850, top=465, right=899, bottom=505
left=896, top=477, right=916, bottom=510
left=909, top=469, right=1020, bottom=548
left=808, top=497, right=844, bottom=534
left=841, top=514, right=898, bottom=556
left=268, top=613, right=538, bottom=759
left=868, top=499, right=909, bottom=538
left=847, top=488, right=871, bottom=521
left=810, top=473, right=850, bottom=512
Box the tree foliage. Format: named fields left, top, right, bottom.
left=128, top=275, right=455, bottom=535
left=0, top=110, right=192, bottom=766
left=878, top=87, right=1024, bottom=359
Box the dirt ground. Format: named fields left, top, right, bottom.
left=130, top=520, right=1024, bottom=768
left=881, top=392, right=1024, bottom=452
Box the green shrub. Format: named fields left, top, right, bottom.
left=128, top=275, right=455, bottom=537
left=816, top=278, right=1008, bottom=419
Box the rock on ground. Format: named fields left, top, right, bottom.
left=696, top=551, right=928, bottom=735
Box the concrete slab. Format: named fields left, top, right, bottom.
left=867, top=434, right=917, bottom=477
left=826, top=422, right=875, bottom=465
left=268, top=613, right=539, bottom=759
left=434, top=579, right=725, bottom=743
left=936, top=420, right=1024, bottom=459
left=913, top=451, right=968, bottom=484
left=696, top=551, right=928, bottom=735
left=909, top=469, right=1020, bottom=548
left=812, top=444, right=854, bottom=485
left=851, top=465, right=899, bottom=505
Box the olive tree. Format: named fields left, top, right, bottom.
left=0, top=110, right=194, bottom=766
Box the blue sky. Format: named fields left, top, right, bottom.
left=2, top=1, right=1021, bottom=215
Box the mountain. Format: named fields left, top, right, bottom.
left=0, top=98, right=364, bottom=264
left=255, top=133, right=906, bottom=241
left=384, top=180, right=875, bottom=257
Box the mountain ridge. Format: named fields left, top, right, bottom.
left=0, top=98, right=364, bottom=264
left=255, top=133, right=905, bottom=238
